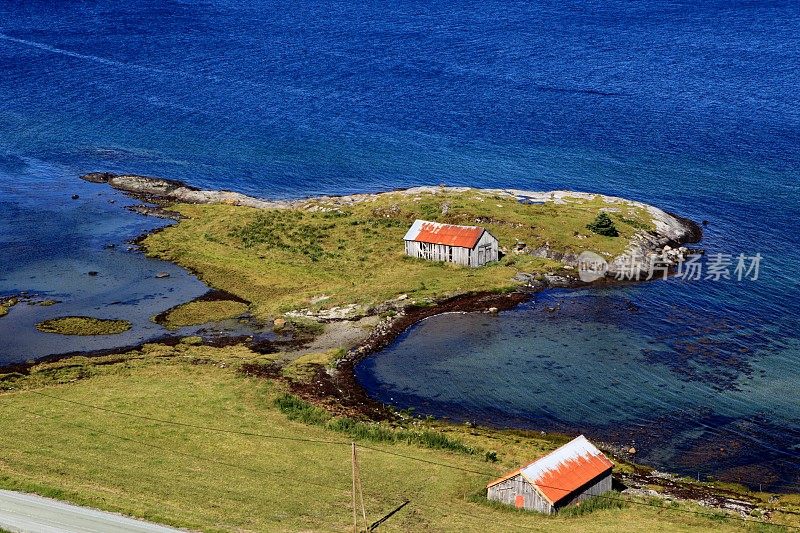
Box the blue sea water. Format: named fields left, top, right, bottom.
left=1, top=1, right=799, bottom=488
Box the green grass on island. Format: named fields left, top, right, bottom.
left=156, top=299, right=249, bottom=330
left=1, top=298, right=58, bottom=318
left=0, top=297, right=18, bottom=317
left=0, top=347, right=791, bottom=532
left=35, top=316, right=132, bottom=336
left=142, top=189, right=655, bottom=320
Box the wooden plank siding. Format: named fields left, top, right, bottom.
left=469, top=230, right=499, bottom=267
left=404, top=231, right=498, bottom=267
left=487, top=474, right=554, bottom=514
left=404, top=240, right=471, bottom=266
left=486, top=471, right=612, bottom=514
left=553, top=471, right=613, bottom=510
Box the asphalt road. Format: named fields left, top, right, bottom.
left=0, top=489, right=185, bottom=533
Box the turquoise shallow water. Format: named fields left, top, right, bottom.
left=357, top=288, right=800, bottom=490
left=1, top=1, right=799, bottom=489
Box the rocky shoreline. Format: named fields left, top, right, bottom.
left=77, top=171, right=705, bottom=374
left=75, top=171, right=708, bottom=421
left=82, top=171, right=702, bottom=285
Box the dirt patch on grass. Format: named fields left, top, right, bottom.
left=285, top=315, right=381, bottom=359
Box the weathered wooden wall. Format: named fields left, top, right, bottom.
left=404, top=240, right=471, bottom=266
left=487, top=471, right=612, bottom=514
left=554, top=472, right=613, bottom=510
left=486, top=474, right=554, bottom=514
left=468, top=231, right=499, bottom=267
left=404, top=231, right=499, bottom=267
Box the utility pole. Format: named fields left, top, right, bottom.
left=352, top=443, right=358, bottom=533
left=352, top=443, right=367, bottom=532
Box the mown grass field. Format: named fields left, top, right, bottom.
left=142, top=189, right=653, bottom=319
left=0, top=346, right=793, bottom=532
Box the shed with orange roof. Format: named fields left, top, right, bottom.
left=486, top=435, right=613, bottom=514
left=403, top=219, right=498, bottom=267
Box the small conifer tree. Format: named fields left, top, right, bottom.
left=587, top=212, right=619, bottom=237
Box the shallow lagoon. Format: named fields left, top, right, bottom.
left=357, top=286, right=800, bottom=491
left=0, top=160, right=278, bottom=363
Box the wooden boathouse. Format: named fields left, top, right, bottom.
left=403, top=219, right=499, bottom=267
left=486, top=435, right=614, bottom=514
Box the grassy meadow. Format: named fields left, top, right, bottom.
left=142, top=189, right=653, bottom=320
left=0, top=346, right=790, bottom=532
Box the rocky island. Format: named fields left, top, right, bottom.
left=82, top=171, right=701, bottom=302
left=76, top=171, right=704, bottom=419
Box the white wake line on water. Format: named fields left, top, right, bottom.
left=0, top=33, right=181, bottom=77
left=0, top=33, right=308, bottom=96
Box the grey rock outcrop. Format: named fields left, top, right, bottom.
left=81, top=173, right=701, bottom=282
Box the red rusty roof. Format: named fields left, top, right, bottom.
left=486, top=435, right=613, bottom=506
left=403, top=219, right=485, bottom=248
